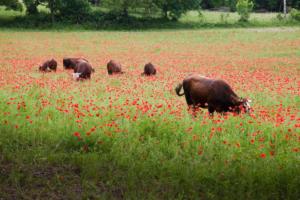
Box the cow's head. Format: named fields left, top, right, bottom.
left=73, top=73, right=82, bottom=81
left=241, top=98, right=252, bottom=113
left=63, top=58, right=71, bottom=68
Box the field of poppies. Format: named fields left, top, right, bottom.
left=0, top=28, right=299, bottom=199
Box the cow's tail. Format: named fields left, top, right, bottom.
left=175, top=83, right=185, bottom=96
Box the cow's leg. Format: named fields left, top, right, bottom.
left=191, top=104, right=200, bottom=117
left=208, top=106, right=215, bottom=116
left=185, top=93, right=198, bottom=117
left=184, top=92, right=193, bottom=107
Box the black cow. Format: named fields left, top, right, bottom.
left=39, top=59, right=57, bottom=72
left=175, top=74, right=251, bottom=114
left=107, top=60, right=124, bottom=75
left=141, top=62, right=156, bottom=76
left=63, top=58, right=88, bottom=70
left=73, top=60, right=93, bottom=80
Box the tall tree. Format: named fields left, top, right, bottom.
left=283, top=0, right=286, bottom=17
left=46, top=0, right=61, bottom=24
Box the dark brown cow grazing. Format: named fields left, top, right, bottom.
left=39, top=59, right=57, bottom=72
left=63, top=58, right=88, bottom=70
left=141, top=62, right=156, bottom=76
left=175, top=74, right=251, bottom=115
left=73, top=60, right=93, bottom=80
left=107, top=60, right=124, bottom=75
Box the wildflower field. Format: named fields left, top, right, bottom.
left=0, top=28, right=299, bottom=199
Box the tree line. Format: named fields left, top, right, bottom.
left=201, top=0, right=299, bottom=12
left=0, top=0, right=299, bottom=23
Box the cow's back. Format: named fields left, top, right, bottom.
left=75, top=61, right=92, bottom=79
left=183, top=75, right=213, bottom=104
left=209, top=79, right=238, bottom=104
left=144, top=63, right=156, bottom=75
left=107, top=60, right=122, bottom=74
left=64, top=58, right=87, bottom=69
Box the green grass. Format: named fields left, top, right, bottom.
left=181, top=10, right=279, bottom=24
left=0, top=29, right=299, bottom=199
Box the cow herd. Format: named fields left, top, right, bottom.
left=38, top=58, right=156, bottom=78
left=38, top=58, right=251, bottom=115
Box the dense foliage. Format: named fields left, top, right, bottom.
left=0, top=0, right=300, bottom=25
left=59, top=0, right=91, bottom=23
left=153, top=0, right=202, bottom=20
left=236, top=0, right=253, bottom=21
left=23, top=0, right=39, bottom=14
left=290, top=8, right=300, bottom=21
left=101, top=0, right=202, bottom=19
left=0, top=0, right=23, bottom=11
left=202, top=0, right=300, bottom=11
left=1, top=0, right=300, bottom=14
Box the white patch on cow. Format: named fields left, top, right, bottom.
left=73, top=73, right=81, bottom=80
left=243, top=99, right=252, bottom=112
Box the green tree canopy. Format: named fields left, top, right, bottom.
left=0, top=0, right=23, bottom=11
left=102, top=0, right=149, bottom=17
left=154, top=0, right=202, bottom=20
left=101, top=0, right=201, bottom=20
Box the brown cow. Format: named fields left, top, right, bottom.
left=141, top=62, right=156, bottom=76
left=107, top=60, right=124, bottom=75
left=39, top=59, right=57, bottom=72
left=63, top=58, right=88, bottom=70
left=175, top=74, right=251, bottom=115
left=73, top=60, right=93, bottom=80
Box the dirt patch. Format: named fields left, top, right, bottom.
left=0, top=155, right=83, bottom=200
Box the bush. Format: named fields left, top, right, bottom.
left=220, top=13, right=230, bottom=24
left=276, top=13, right=284, bottom=21
left=290, top=8, right=300, bottom=21
left=236, top=0, right=253, bottom=22
left=59, top=0, right=91, bottom=23
left=0, top=0, right=23, bottom=11
left=12, top=11, right=52, bottom=27
left=154, top=0, right=202, bottom=21
left=23, top=0, right=39, bottom=15
left=228, top=0, right=238, bottom=12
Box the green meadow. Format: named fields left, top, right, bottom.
left=0, top=28, right=299, bottom=199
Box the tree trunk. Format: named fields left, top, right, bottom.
left=121, top=1, right=129, bottom=18
left=283, top=0, right=287, bottom=17
left=51, top=10, right=55, bottom=24
left=49, top=1, right=55, bottom=24
left=163, top=5, right=168, bottom=19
